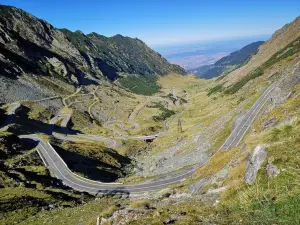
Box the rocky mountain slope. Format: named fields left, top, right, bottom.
left=222, top=16, right=300, bottom=86
left=60, top=29, right=185, bottom=79
left=0, top=5, right=185, bottom=102
left=190, top=41, right=264, bottom=78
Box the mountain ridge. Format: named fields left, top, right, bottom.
left=190, top=41, right=264, bottom=78
left=0, top=5, right=185, bottom=86
left=223, top=15, right=300, bottom=86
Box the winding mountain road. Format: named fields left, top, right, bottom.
left=16, top=82, right=277, bottom=194
left=20, top=134, right=197, bottom=194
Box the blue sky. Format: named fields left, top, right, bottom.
left=2, top=0, right=299, bottom=46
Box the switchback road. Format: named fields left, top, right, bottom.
left=18, top=81, right=276, bottom=194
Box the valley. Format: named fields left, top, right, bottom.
left=0, top=3, right=299, bottom=225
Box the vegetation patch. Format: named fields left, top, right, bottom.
left=150, top=102, right=175, bottom=122
left=118, top=74, right=160, bottom=95
left=0, top=132, right=92, bottom=225
left=207, top=84, right=224, bottom=96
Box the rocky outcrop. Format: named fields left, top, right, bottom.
left=245, top=144, right=267, bottom=184
left=0, top=5, right=185, bottom=89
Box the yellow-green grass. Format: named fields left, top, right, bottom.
left=253, top=91, right=300, bottom=133
left=62, top=142, right=123, bottom=168
left=62, top=87, right=82, bottom=106
left=21, top=101, right=53, bottom=123
left=19, top=197, right=123, bottom=225
left=219, top=124, right=300, bottom=224
left=6, top=148, right=37, bottom=166
left=130, top=109, right=300, bottom=225
left=157, top=73, right=205, bottom=90
left=60, top=107, right=73, bottom=114
left=0, top=188, right=53, bottom=225
left=129, top=199, right=151, bottom=209
left=216, top=92, right=300, bottom=224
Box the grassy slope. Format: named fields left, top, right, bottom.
left=117, top=73, right=161, bottom=95
left=126, top=84, right=300, bottom=225
left=2, top=39, right=298, bottom=224
left=208, top=36, right=300, bottom=96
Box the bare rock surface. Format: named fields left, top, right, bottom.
left=245, top=144, right=267, bottom=184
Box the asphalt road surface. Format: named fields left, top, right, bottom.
left=220, top=82, right=276, bottom=150
left=21, top=134, right=196, bottom=194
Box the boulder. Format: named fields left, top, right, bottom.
left=245, top=145, right=267, bottom=184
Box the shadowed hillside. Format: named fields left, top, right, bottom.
left=191, top=41, right=264, bottom=79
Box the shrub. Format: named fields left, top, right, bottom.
left=281, top=125, right=293, bottom=138
left=225, top=68, right=264, bottom=95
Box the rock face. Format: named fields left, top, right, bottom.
left=245, top=144, right=267, bottom=184
left=0, top=5, right=185, bottom=83
left=0, top=5, right=185, bottom=101
left=61, top=30, right=186, bottom=78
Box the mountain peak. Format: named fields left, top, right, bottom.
left=0, top=4, right=185, bottom=88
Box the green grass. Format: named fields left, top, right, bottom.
left=224, top=68, right=264, bottom=95
left=118, top=74, right=160, bottom=95
left=220, top=131, right=300, bottom=224
left=57, top=141, right=132, bottom=182
left=130, top=121, right=300, bottom=224
left=218, top=103, right=300, bottom=224
left=149, top=102, right=175, bottom=122
left=207, top=84, right=224, bottom=96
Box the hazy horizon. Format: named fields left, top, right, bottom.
left=1, top=0, right=299, bottom=47
left=153, top=34, right=270, bottom=70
